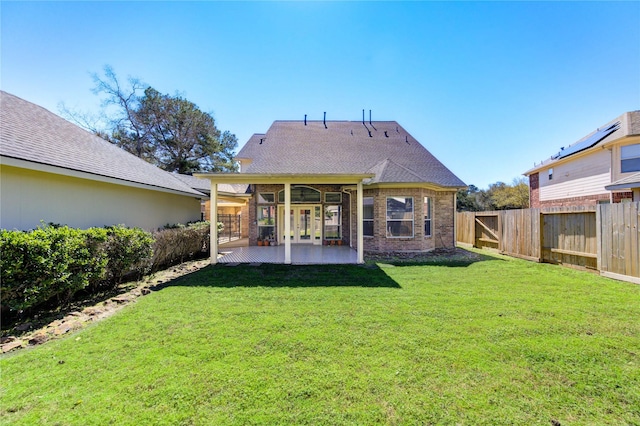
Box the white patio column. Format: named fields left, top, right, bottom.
left=357, top=181, right=364, bottom=264
left=284, top=182, right=292, bottom=264
left=210, top=181, right=218, bottom=265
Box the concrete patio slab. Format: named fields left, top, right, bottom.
left=217, top=245, right=358, bottom=265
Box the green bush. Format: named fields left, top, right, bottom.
left=0, top=222, right=214, bottom=317
left=0, top=225, right=153, bottom=315
left=100, top=226, right=154, bottom=288
left=0, top=225, right=108, bottom=313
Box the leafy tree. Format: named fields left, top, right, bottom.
left=458, top=179, right=530, bottom=212
left=490, top=178, right=530, bottom=210
left=61, top=65, right=237, bottom=173
left=457, top=184, right=481, bottom=211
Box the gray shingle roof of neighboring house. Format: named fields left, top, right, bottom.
left=236, top=120, right=465, bottom=188
left=173, top=173, right=250, bottom=196
left=605, top=172, right=640, bottom=191
left=0, top=91, right=203, bottom=197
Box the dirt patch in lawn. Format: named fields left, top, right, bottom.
left=366, top=247, right=486, bottom=265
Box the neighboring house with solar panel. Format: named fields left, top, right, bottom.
left=0, top=91, right=204, bottom=231
left=196, top=118, right=466, bottom=264
left=524, top=111, right=640, bottom=208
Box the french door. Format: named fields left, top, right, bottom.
left=278, top=205, right=321, bottom=245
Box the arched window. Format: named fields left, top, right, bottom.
left=277, top=186, right=321, bottom=203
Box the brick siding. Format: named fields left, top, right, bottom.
left=534, top=191, right=633, bottom=208
left=350, top=187, right=456, bottom=253
left=247, top=184, right=457, bottom=253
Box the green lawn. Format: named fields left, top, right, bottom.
left=2, top=249, right=639, bottom=425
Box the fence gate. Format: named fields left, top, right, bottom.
left=456, top=202, right=640, bottom=284
left=473, top=213, right=500, bottom=250
left=218, top=214, right=241, bottom=244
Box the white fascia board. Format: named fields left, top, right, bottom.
left=1, top=156, right=204, bottom=198
left=194, top=173, right=375, bottom=185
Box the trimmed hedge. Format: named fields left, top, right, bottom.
left=0, top=222, right=215, bottom=317
left=0, top=225, right=153, bottom=315
left=151, top=222, right=211, bottom=271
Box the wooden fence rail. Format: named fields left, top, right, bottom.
left=456, top=202, right=639, bottom=284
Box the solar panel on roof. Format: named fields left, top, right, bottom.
left=552, top=121, right=620, bottom=160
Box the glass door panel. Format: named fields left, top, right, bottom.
left=299, top=209, right=311, bottom=241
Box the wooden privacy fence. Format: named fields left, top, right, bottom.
left=457, top=202, right=640, bottom=284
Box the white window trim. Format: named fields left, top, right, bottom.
left=424, top=196, right=432, bottom=238
left=363, top=196, right=374, bottom=237
left=324, top=192, right=342, bottom=203
left=386, top=196, right=414, bottom=239
left=621, top=144, right=640, bottom=173
left=324, top=205, right=342, bottom=240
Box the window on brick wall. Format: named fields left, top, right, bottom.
left=257, top=206, right=275, bottom=240
left=363, top=197, right=374, bottom=237
left=386, top=196, right=413, bottom=238
left=621, top=144, right=640, bottom=173
left=324, top=205, right=341, bottom=240
left=424, top=196, right=432, bottom=237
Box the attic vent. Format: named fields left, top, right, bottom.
left=368, top=131, right=372, bottom=138
left=260, top=138, right=264, bottom=144
left=405, top=135, right=409, bottom=144
left=396, top=126, right=399, bottom=133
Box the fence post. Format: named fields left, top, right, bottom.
left=539, top=211, right=544, bottom=263
left=596, top=204, right=602, bottom=272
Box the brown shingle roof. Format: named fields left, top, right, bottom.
left=0, top=91, right=203, bottom=197
left=236, top=120, right=465, bottom=188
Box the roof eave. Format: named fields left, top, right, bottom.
left=194, top=173, right=375, bottom=185
left=2, top=155, right=205, bottom=198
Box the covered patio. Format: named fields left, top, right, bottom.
left=194, top=173, right=373, bottom=265
left=218, top=244, right=358, bottom=265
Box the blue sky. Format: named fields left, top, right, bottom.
left=2, top=1, right=639, bottom=188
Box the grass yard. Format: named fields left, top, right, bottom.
left=1, top=249, right=639, bottom=425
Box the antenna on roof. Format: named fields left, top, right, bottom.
left=368, top=131, right=372, bottom=138
left=362, top=109, right=365, bottom=125
left=369, top=110, right=372, bottom=125
left=323, top=112, right=327, bottom=129
left=304, top=114, right=307, bottom=126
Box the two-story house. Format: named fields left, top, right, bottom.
left=525, top=111, right=640, bottom=208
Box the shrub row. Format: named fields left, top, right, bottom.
left=0, top=222, right=214, bottom=316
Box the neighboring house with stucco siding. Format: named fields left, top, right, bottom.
left=524, top=111, right=640, bottom=207
left=0, top=91, right=204, bottom=231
